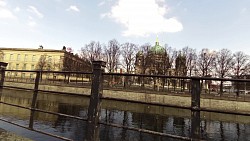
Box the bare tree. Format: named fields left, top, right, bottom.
left=121, top=42, right=138, bottom=73
left=139, top=43, right=151, bottom=74
left=197, top=48, right=216, bottom=91
left=165, top=45, right=177, bottom=74
left=120, top=42, right=138, bottom=87
left=80, top=41, right=103, bottom=63
left=50, top=58, right=60, bottom=71
left=175, top=51, right=187, bottom=76
left=161, top=48, right=170, bottom=75
left=182, top=46, right=197, bottom=76
left=232, top=51, right=250, bottom=96
left=36, top=54, right=53, bottom=80
left=36, top=54, right=51, bottom=71
left=105, top=39, right=120, bottom=73
left=197, top=48, right=216, bottom=77
left=134, top=43, right=151, bottom=87
left=232, top=51, right=250, bottom=78
left=180, top=47, right=197, bottom=92
left=214, top=49, right=233, bottom=94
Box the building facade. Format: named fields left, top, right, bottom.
left=135, top=39, right=170, bottom=75
left=134, top=39, right=188, bottom=90
left=0, top=46, right=91, bottom=79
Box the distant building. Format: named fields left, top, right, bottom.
left=135, top=38, right=187, bottom=76
left=135, top=38, right=170, bottom=75
left=134, top=38, right=188, bottom=89
left=0, top=46, right=91, bottom=79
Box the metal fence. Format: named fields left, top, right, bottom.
left=0, top=61, right=250, bottom=140
left=4, top=70, right=250, bottom=100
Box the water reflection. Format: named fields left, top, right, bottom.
left=0, top=88, right=250, bottom=141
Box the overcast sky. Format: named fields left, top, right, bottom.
left=0, top=0, right=250, bottom=54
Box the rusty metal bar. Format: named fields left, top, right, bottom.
left=191, top=78, right=201, bottom=111
left=86, top=61, right=106, bottom=141
left=4, top=69, right=250, bottom=82
left=0, top=66, right=6, bottom=89
left=29, top=71, right=41, bottom=129
left=99, top=122, right=193, bottom=141
left=5, top=69, right=92, bottom=74
left=31, top=71, right=41, bottom=109
left=191, top=78, right=201, bottom=140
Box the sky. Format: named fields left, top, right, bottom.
left=0, top=0, right=250, bottom=54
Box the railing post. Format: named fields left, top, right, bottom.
left=0, top=67, right=6, bottom=89
left=31, top=71, right=41, bottom=109
left=86, top=61, right=106, bottom=141
left=29, top=71, right=40, bottom=129
left=29, top=108, right=35, bottom=129
left=0, top=62, right=7, bottom=101
left=191, top=77, right=201, bottom=140
left=0, top=62, right=8, bottom=89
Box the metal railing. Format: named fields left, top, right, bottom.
left=0, top=61, right=250, bottom=140
left=4, top=70, right=250, bottom=99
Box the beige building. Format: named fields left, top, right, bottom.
left=0, top=46, right=91, bottom=79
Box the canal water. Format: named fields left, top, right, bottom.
left=0, top=88, right=250, bottom=141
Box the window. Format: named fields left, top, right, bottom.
left=3, top=54, right=6, bottom=61
left=31, top=64, right=35, bottom=70
left=48, top=56, right=52, bottom=62
left=32, top=55, right=36, bottom=62
left=8, top=63, right=12, bottom=69
left=30, top=74, right=33, bottom=79
left=21, top=73, right=25, bottom=78
left=23, top=64, right=27, bottom=70
left=10, top=54, right=14, bottom=61
left=24, top=54, right=28, bottom=61
left=16, top=64, right=19, bottom=70
left=17, top=54, right=21, bottom=61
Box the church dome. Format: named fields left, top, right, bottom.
left=150, top=38, right=165, bottom=54
left=136, top=50, right=143, bottom=55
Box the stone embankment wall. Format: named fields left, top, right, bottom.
left=4, top=82, right=250, bottom=114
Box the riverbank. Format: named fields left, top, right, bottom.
left=3, top=81, right=250, bottom=115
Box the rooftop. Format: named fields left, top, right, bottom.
left=0, top=47, right=65, bottom=53
left=150, top=38, right=165, bottom=54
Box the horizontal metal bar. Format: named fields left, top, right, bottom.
left=4, top=69, right=250, bottom=82
left=2, top=86, right=90, bottom=97
left=103, top=72, right=191, bottom=79
left=34, top=108, right=87, bottom=121
left=2, top=87, right=250, bottom=115
left=99, top=122, right=192, bottom=140
left=5, top=70, right=92, bottom=74
left=200, top=107, right=250, bottom=116
left=103, top=73, right=250, bottom=82
left=3, top=85, right=34, bottom=91
left=0, top=101, right=31, bottom=110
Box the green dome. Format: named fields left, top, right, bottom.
left=137, top=51, right=143, bottom=55
left=150, top=41, right=165, bottom=54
